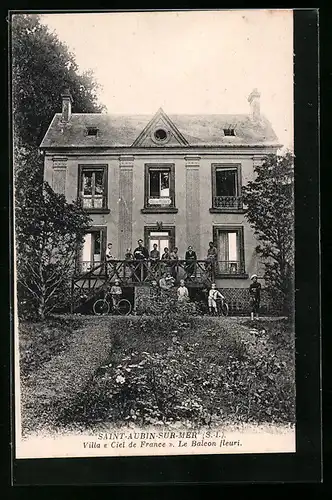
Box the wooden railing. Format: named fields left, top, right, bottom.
left=216, top=261, right=245, bottom=275
left=213, top=196, right=243, bottom=209
left=75, top=259, right=246, bottom=282
left=71, top=259, right=246, bottom=312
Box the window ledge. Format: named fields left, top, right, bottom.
left=84, top=208, right=111, bottom=214
left=141, top=208, right=178, bottom=214
left=210, top=208, right=246, bottom=214
left=215, top=273, right=249, bottom=279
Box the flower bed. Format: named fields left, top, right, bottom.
left=54, top=315, right=295, bottom=430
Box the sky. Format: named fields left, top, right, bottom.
left=41, top=10, right=293, bottom=150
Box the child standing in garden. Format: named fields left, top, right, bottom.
left=249, top=274, right=262, bottom=320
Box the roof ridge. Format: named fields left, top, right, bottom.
left=41, top=112, right=279, bottom=148
left=63, top=112, right=252, bottom=116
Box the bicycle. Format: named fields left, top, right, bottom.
left=92, top=292, right=132, bottom=316
left=216, top=297, right=229, bottom=316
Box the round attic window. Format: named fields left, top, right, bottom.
left=154, top=128, right=168, bottom=141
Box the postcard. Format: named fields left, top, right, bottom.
left=12, top=9, right=297, bottom=463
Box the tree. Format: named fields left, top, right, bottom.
left=15, top=179, right=91, bottom=320
left=241, top=152, right=294, bottom=314
left=12, top=14, right=104, bottom=319
left=12, top=13, right=105, bottom=148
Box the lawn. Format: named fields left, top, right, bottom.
left=19, top=316, right=84, bottom=379
left=18, top=314, right=295, bottom=436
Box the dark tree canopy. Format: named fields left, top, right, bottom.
left=12, top=13, right=105, bottom=147
left=12, top=14, right=100, bottom=319
left=242, top=152, right=294, bottom=314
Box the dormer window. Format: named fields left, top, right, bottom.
left=87, top=127, right=98, bottom=137
left=223, top=128, right=235, bottom=137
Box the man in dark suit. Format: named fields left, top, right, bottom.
left=133, top=239, right=149, bottom=281
left=185, top=245, right=197, bottom=278
left=149, top=243, right=160, bottom=277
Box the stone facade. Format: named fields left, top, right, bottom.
left=44, top=149, right=277, bottom=290
left=41, top=92, right=280, bottom=296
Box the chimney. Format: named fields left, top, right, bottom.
left=61, top=89, right=73, bottom=122
left=248, top=88, right=261, bottom=121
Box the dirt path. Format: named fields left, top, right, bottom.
left=19, top=315, right=293, bottom=436
left=20, top=317, right=115, bottom=433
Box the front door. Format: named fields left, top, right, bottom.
left=148, top=231, right=171, bottom=255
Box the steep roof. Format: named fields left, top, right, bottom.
left=40, top=111, right=279, bottom=149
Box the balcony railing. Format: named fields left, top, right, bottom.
left=213, top=196, right=243, bottom=209
left=216, top=260, right=245, bottom=275
left=75, top=259, right=246, bottom=284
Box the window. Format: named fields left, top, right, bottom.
left=150, top=127, right=171, bottom=144
left=216, top=168, right=237, bottom=197
left=223, top=128, right=235, bottom=136
left=79, top=227, right=106, bottom=273
left=78, top=165, right=108, bottom=211
left=154, top=129, right=167, bottom=141
left=211, top=164, right=243, bottom=211
left=213, top=226, right=246, bottom=276
left=143, top=164, right=176, bottom=212
left=87, top=127, right=98, bottom=136
left=150, top=170, right=170, bottom=198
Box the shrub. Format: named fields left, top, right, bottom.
left=55, top=317, right=295, bottom=429
left=139, top=291, right=197, bottom=334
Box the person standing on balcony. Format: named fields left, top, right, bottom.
left=161, top=247, right=171, bottom=260
left=249, top=274, right=262, bottom=320
left=161, top=246, right=171, bottom=274
left=185, top=245, right=197, bottom=278
left=105, top=242, right=114, bottom=276
left=124, top=248, right=134, bottom=280
left=170, top=246, right=179, bottom=281
left=205, top=241, right=218, bottom=278
left=134, top=239, right=149, bottom=260
left=150, top=243, right=160, bottom=276
left=125, top=248, right=133, bottom=260
left=150, top=243, right=160, bottom=261
left=134, top=239, right=149, bottom=281
left=106, top=243, right=114, bottom=260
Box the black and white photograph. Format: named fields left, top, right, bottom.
left=12, top=9, right=296, bottom=460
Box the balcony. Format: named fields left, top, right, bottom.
left=71, top=259, right=248, bottom=312
left=216, top=260, right=246, bottom=276
left=210, top=196, right=244, bottom=213
left=74, top=259, right=247, bottom=285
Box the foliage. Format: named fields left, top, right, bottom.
left=139, top=290, right=198, bottom=332
left=242, top=152, right=294, bottom=314
left=11, top=13, right=104, bottom=148
left=12, top=14, right=104, bottom=320
left=51, top=317, right=295, bottom=429
left=15, top=181, right=91, bottom=320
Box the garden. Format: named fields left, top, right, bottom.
left=19, top=308, right=295, bottom=436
